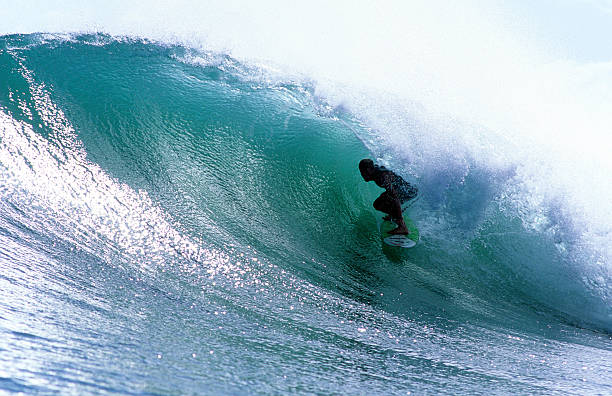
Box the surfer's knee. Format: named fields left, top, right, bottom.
left=373, top=196, right=391, bottom=213
left=373, top=196, right=385, bottom=211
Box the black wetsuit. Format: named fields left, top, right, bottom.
left=371, top=165, right=417, bottom=202
left=370, top=165, right=417, bottom=217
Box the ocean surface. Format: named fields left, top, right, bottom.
left=0, top=32, right=610, bottom=395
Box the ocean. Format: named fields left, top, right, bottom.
left=1, top=7, right=611, bottom=395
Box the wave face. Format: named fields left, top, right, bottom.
left=1, top=33, right=611, bottom=395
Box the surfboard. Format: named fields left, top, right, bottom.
left=381, top=215, right=419, bottom=248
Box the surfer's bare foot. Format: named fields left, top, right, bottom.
left=388, top=226, right=409, bottom=235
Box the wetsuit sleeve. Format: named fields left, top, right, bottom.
left=381, top=172, right=399, bottom=197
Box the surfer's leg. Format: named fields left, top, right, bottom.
left=373, top=192, right=394, bottom=217
left=375, top=193, right=408, bottom=235
left=374, top=192, right=402, bottom=220
left=374, top=193, right=408, bottom=234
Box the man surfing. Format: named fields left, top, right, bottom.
left=359, top=159, right=418, bottom=235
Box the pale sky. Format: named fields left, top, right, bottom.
left=505, top=0, right=612, bottom=62
left=2, top=0, right=612, bottom=63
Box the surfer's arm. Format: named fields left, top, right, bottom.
left=381, top=173, right=399, bottom=199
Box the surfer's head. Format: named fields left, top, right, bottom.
left=359, top=159, right=375, bottom=181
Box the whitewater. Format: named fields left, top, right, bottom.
left=0, top=1, right=611, bottom=395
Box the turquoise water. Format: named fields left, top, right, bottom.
left=0, top=34, right=611, bottom=395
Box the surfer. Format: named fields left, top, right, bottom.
left=359, top=159, right=418, bottom=235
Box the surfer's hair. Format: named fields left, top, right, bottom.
left=359, top=159, right=374, bottom=174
